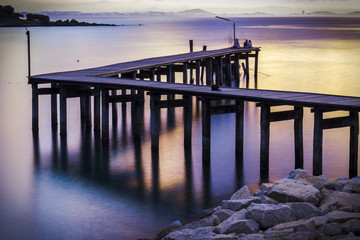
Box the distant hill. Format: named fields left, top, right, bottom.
left=307, top=11, right=336, bottom=16
left=348, top=11, right=360, bottom=15
left=176, top=9, right=213, bottom=16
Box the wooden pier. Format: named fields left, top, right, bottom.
left=29, top=46, right=360, bottom=178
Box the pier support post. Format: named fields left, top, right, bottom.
left=183, top=62, right=188, bottom=84
left=294, top=106, right=304, bottom=169
left=112, top=89, right=118, bottom=125
left=254, top=51, right=259, bottom=88
left=349, top=112, right=359, bottom=178
left=206, top=58, right=213, bottom=86
left=102, top=89, right=109, bottom=139
left=59, top=87, right=67, bottom=135
left=234, top=53, right=240, bottom=86
left=94, top=88, right=101, bottom=132
left=195, top=60, right=200, bottom=85
left=184, top=95, right=192, bottom=149
left=245, top=53, right=250, bottom=88
left=122, top=88, right=127, bottom=115
left=51, top=83, right=57, bottom=131
left=32, top=83, right=39, bottom=131
left=260, top=103, right=270, bottom=175
left=133, top=91, right=144, bottom=139
left=150, top=93, right=161, bottom=150
left=202, top=97, right=211, bottom=163
left=236, top=100, right=245, bottom=163
left=313, top=108, right=324, bottom=176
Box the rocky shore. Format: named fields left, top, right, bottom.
left=156, top=169, right=360, bottom=240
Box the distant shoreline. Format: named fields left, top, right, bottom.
left=0, top=19, right=117, bottom=27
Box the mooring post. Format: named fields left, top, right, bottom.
left=349, top=111, right=359, bottom=178
left=245, top=53, right=250, bottom=88
left=189, top=40, right=193, bottom=53
left=51, top=83, right=57, bottom=131
left=94, top=88, right=101, bottom=132
left=184, top=95, right=192, bottom=148
left=59, top=87, right=67, bottom=135
left=313, top=108, right=323, bottom=176
left=260, top=102, right=270, bottom=173
left=294, top=106, right=304, bottom=169
left=32, top=83, right=39, bottom=131
left=150, top=93, right=161, bottom=150
left=202, top=97, right=211, bottom=163
left=102, top=89, right=109, bottom=139
left=236, top=100, right=245, bottom=163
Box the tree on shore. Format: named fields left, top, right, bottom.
left=0, top=5, right=23, bottom=20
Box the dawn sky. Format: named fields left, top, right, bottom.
left=2, top=0, right=359, bottom=14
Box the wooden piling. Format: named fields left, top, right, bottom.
left=349, top=112, right=359, bottom=178
left=225, top=55, right=232, bottom=86
left=206, top=58, right=213, bottom=86
left=236, top=100, right=244, bottom=162
left=94, top=88, right=100, bottom=132
left=32, top=83, right=39, bottom=131
left=150, top=93, right=161, bottom=149
left=112, top=89, right=118, bottom=125
left=183, top=62, right=188, bottom=84
left=59, top=87, right=67, bottom=135
left=189, top=40, right=193, bottom=53
left=51, top=83, right=57, bottom=131
left=294, top=106, right=304, bottom=169
left=234, top=53, right=240, bottom=84
left=254, top=51, right=259, bottom=88
left=195, top=60, right=200, bottom=85
left=245, top=53, right=250, bottom=88
left=184, top=95, right=192, bottom=148
left=313, top=108, right=323, bottom=176
left=102, top=89, right=109, bottom=139
left=202, top=98, right=211, bottom=163
left=260, top=103, right=270, bottom=173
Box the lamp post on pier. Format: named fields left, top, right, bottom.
left=216, top=16, right=236, bottom=44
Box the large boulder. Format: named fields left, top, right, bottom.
left=285, top=202, right=320, bottom=220
left=325, top=210, right=360, bottom=223
left=221, top=198, right=261, bottom=211
left=162, top=226, right=215, bottom=240
left=320, top=191, right=360, bottom=211
left=214, top=209, right=247, bottom=234
left=222, top=219, right=259, bottom=234
left=272, top=219, right=316, bottom=231
left=245, top=203, right=295, bottom=228
left=268, top=180, right=322, bottom=205
left=230, top=186, right=251, bottom=200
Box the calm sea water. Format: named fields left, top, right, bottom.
left=0, top=16, right=360, bottom=240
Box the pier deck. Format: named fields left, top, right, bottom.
left=28, top=46, right=359, bottom=178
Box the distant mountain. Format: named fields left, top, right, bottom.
left=307, top=11, right=336, bottom=16
left=348, top=11, right=360, bottom=15
left=175, top=9, right=213, bottom=16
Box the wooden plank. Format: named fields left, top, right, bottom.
left=270, top=110, right=296, bottom=122
left=159, top=99, right=186, bottom=108
left=321, top=116, right=357, bottom=130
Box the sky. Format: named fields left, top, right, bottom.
left=1, top=0, right=360, bottom=14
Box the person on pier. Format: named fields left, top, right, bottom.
left=247, top=40, right=253, bottom=48
left=233, top=38, right=241, bottom=48
left=243, top=39, right=248, bottom=47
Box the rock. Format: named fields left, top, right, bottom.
left=317, top=222, right=343, bottom=236
left=268, top=180, right=322, bottom=205
left=163, top=226, right=216, bottom=240
left=352, top=176, right=360, bottom=180
left=337, top=177, right=349, bottom=181
left=201, top=206, right=221, bottom=218
left=222, top=219, right=259, bottom=234
left=325, top=211, right=360, bottom=223
left=288, top=169, right=310, bottom=179
left=238, top=233, right=265, bottom=239
left=157, top=220, right=183, bottom=239
left=181, top=216, right=218, bottom=229
left=265, top=228, right=295, bottom=238
left=214, top=209, right=247, bottom=234
left=211, top=234, right=238, bottom=240
left=259, top=195, right=278, bottom=204
left=340, top=179, right=360, bottom=193
left=272, top=219, right=315, bottom=231
left=309, top=215, right=329, bottom=227
left=260, top=183, right=273, bottom=194
left=285, top=202, right=320, bottom=220
left=282, top=229, right=321, bottom=240
left=320, top=191, right=360, bottom=211
left=230, top=186, right=251, bottom=200
left=342, top=219, right=360, bottom=235
left=252, top=190, right=263, bottom=197
left=211, top=209, right=234, bottom=225
left=246, top=203, right=295, bottom=228
left=294, top=173, right=331, bottom=186
left=221, top=198, right=261, bottom=211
